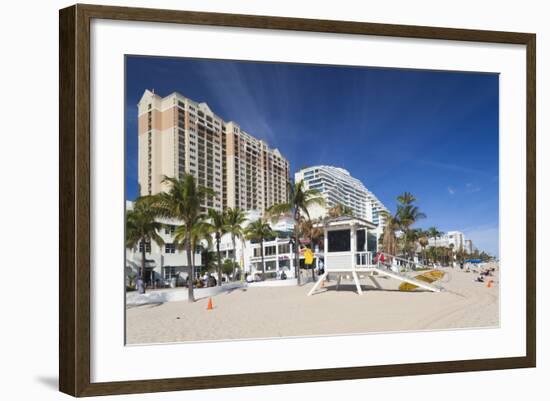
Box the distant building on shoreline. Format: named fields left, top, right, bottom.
left=294, top=165, right=389, bottom=235
left=137, top=89, right=290, bottom=213
left=430, top=231, right=466, bottom=250
left=427, top=231, right=474, bottom=254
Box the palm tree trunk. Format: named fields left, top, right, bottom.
left=422, top=246, right=426, bottom=265
left=140, top=244, right=146, bottom=279
left=186, top=238, right=195, bottom=302
left=294, top=216, right=301, bottom=286
left=216, top=237, right=222, bottom=286
left=435, top=238, right=438, bottom=263
left=231, top=236, right=238, bottom=282
left=140, top=244, right=146, bottom=293
left=310, top=236, right=316, bottom=282
left=260, top=239, right=266, bottom=280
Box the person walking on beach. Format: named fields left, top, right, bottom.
left=137, top=276, right=145, bottom=294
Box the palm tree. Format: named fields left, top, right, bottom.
left=380, top=210, right=399, bottom=259
left=402, top=228, right=422, bottom=260
left=245, top=218, right=276, bottom=280
left=151, top=175, right=215, bottom=302
left=426, top=246, right=437, bottom=264
left=427, top=226, right=442, bottom=263
left=328, top=203, right=354, bottom=218
left=395, top=192, right=426, bottom=258
left=200, top=248, right=218, bottom=273
left=300, top=218, right=324, bottom=249
left=176, top=218, right=213, bottom=277
left=397, top=191, right=416, bottom=205
left=125, top=198, right=165, bottom=287
left=299, top=217, right=323, bottom=281
left=206, top=209, right=227, bottom=286
left=225, top=207, right=247, bottom=281
left=397, top=204, right=426, bottom=232
left=418, top=231, right=429, bottom=264
left=449, top=243, right=455, bottom=266
left=267, top=180, right=325, bottom=285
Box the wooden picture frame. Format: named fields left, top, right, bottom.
left=59, top=3, right=536, bottom=397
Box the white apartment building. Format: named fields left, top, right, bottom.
left=447, top=231, right=465, bottom=250
left=427, top=231, right=472, bottom=252
left=137, top=90, right=289, bottom=214
left=294, top=166, right=389, bottom=236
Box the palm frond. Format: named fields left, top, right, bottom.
left=125, top=202, right=164, bottom=250
left=266, top=203, right=291, bottom=222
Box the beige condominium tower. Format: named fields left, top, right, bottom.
left=137, top=89, right=290, bottom=213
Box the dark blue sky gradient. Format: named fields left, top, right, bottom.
left=125, top=56, right=499, bottom=255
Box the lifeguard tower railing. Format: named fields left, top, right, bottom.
left=378, top=252, right=431, bottom=272
left=324, top=251, right=429, bottom=272
left=356, top=251, right=373, bottom=267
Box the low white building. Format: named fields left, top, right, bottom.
left=217, top=212, right=302, bottom=279
left=126, top=201, right=304, bottom=285
left=125, top=201, right=202, bottom=286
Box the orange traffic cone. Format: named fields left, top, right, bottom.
left=207, top=297, right=213, bottom=310
left=487, top=280, right=493, bottom=288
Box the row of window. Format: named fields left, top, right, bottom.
left=138, top=241, right=201, bottom=254
left=252, top=243, right=291, bottom=257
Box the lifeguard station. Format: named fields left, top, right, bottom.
left=308, top=216, right=441, bottom=296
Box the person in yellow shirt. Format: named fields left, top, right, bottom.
left=304, top=248, right=314, bottom=265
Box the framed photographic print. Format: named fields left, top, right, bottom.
left=59, top=4, right=536, bottom=397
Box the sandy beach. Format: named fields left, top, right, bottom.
left=126, top=266, right=499, bottom=344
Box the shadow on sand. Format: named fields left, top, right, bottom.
left=126, top=302, right=165, bottom=309
left=314, top=283, right=433, bottom=294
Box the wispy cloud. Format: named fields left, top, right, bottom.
left=466, top=182, right=481, bottom=193
left=197, top=62, right=278, bottom=144
left=447, top=186, right=455, bottom=195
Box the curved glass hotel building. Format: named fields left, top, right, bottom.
left=295, top=166, right=389, bottom=233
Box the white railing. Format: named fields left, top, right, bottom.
left=356, top=251, right=373, bottom=267
left=379, top=252, right=430, bottom=271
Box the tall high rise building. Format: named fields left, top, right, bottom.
left=137, top=90, right=289, bottom=212
left=294, top=166, right=389, bottom=232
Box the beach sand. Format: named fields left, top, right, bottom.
left=126, top=266, right=499, bottom=344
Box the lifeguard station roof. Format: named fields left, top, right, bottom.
left=316, top=215, right=377, bottom=229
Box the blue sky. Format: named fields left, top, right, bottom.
left=125, top=56, right=499, bottom=256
